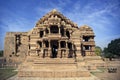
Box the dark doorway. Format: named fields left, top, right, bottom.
left=50, top=25, right=59, bottom=33
left=40, top=31, right=43, bottom=38
left=60, top=26, right=64, bottom=36
left=51, top=40, right=58, bottom=58
left=66, top=31, right=70, bottom=38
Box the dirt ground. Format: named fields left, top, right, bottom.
left=92, top=60, right=120, bottom=80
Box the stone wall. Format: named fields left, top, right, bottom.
left=4, top=32, right=16, bottom=63
left=4, top=32, right=28, bottom=64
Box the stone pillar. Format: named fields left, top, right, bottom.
left=71, top=42, right=73, bottom=50
left=90, top=37, right=94, bottom=41
left=40, top=42, right=43, bottom=58
left=42, top=41, right=43, bottom=48
left=88, top=46, right=91, bottom=56
left=59, top=27, right=60, bottom=34
left=91, top=45, right=95, bottom=51
left=48, top=40, right=50, bottom=48
left=66, top=41, right=68, bottom=58
left=69, top=32, right=71, bottom=38
left=64, top=28, right=66, bottom=37
left=44, top=30, right=46, bottom=36
left=48, top=27, right=50, bottom=34
left=48, top=40, right=51, bottom=57
left=58, top=41, right=61, bottom=58
left=66, top=41, right=68, bottom=48
left=43, top=41, right=45, bottom=48
left=59, top=41, right=61, bottom=49
left=91, top=45, right=95, bottom=56
left=42, top=41, right=45, bottom=58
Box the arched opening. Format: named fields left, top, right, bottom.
left=40, top=31, right=43, bottom=38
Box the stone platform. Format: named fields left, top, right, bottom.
left=8, top=74, right=100, bottom=80
left=18, top=56, right=91, bottom=78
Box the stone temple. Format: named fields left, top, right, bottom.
left=4, top=9, right=105, bottom=78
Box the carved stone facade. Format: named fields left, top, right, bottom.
left=4, top=9, right=106, bottom=78
left=4, top=9, right=95, bottom=63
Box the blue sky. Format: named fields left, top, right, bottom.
left=0, top=0, right=120, bottom=50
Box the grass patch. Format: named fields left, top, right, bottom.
left=90, top=68, right=106, bottom=75
left=0, top=68, right=17, bottom=80
left=90, top=72, right=97, bottom=75
left=98, top=67, right=106, bottom=72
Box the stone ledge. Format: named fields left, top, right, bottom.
left=18, top=70, right=90, bottom=78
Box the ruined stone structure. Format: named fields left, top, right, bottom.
left=4, top=9, right=105, bottom=78
left=4, top=9, right=95, bottom=63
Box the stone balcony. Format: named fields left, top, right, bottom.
left=81, top=33, right=95, bottom=36
left=48, top=18, right=61, bottom=25
left=82, top=41, right=95, bottom=45
left=43, top=33, right=61, bottom=39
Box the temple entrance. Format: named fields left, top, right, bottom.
left=51, top=40, right=58, bottom=58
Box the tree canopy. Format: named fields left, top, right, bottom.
left=95, top=46, right=102, bottom=56
left=103, top=38, right=120, bottom=59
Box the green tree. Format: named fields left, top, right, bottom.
left=107, top=38, right=120, bottom=57
left=103, top=47, right=113, bottom=60
left=103, top=38, right=120, bottom=60
left=95, top=46, right=102, bottom=56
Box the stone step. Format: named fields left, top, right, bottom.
left=33, top=64, right=77, bottom=70
left=18, top=70, right=90, bottom=77
left=33, top=58, right=76, bottom=64
left=84, top=56, right=102, bottom=60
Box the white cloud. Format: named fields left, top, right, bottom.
left=0, top=9, right=35, bottom=50
left=1, top=9, right=34, bottom=32
left=63, top=1, right=120, bottom=48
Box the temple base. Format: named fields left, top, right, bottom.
left=18, top=56, right=91, bottom=78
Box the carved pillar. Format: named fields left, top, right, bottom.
left=90, top=45, right=92, bottom=56
left=49, top=40, right=50, bottom=48
left=48, top=27, right=50, bottom=34
left=91, top=45, right=95, bottom=56
left=64, top=28, right=66, bottom=37
left=70, top=33, right=72, bottom=37
left=40, top=42, right=43, bottom=58
left=58, top=41, right=61, bottom=58
left=43, top=41, right=45, bottom=48
left=59, top=27, right=60, bottom=34
left=59, top=41, right=61, bottom=49
left=66, top=40, right=68, bottom=58
left=44, top=30, right=46, bottom=36
left=48, top=40, right=51, bottom=57
left=66, top=41, right=68, bottom=48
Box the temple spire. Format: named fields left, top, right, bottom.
left=51, top=9, right=58, bottom=13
